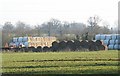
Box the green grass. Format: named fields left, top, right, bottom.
left=2, top=50, right=120, bottom=74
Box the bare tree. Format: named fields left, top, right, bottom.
left=113, top=20, right=119, bottom=34
left=49, top=18, right=62, bottom=36
left=35, top=25, right=42, bottom=36
left=88, top=15, right=102, bottom=27
left=2, top=22, right=14, bottom=47
left=62, top=21, right=70, bottom=34
left=87, top=15, right=102, bottom=40
left=41, top=18, right=62, bottom=36
left=2, top=22, right=14, bottom=33
left=15, top=21, right=33, bottom=36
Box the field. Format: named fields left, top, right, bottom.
left=2, top=50, right=120, bottom=75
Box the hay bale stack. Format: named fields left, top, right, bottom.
left=51, top=41, right=59, bottom=52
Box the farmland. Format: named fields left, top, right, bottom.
left=1, top=50, right=120, bottom=75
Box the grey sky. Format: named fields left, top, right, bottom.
left=0, top=0, right=119, bottom=28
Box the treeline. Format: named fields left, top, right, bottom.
left=1, top=16, right=116, bottom=47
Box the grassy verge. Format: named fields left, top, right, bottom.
left=2, top=50, right=119, bottom=74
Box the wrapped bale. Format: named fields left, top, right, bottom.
left=51, top=41, right=59, bottom=52
left=23, top=37, right=28, bottom=42
left=74, top=40, right=82, bottom=51
left=31, top=46, right=37, bottom=52
left=106, top=35, right=112, bottom=40
left=109, top=40, right=115, bottom=45
left=115, top=40, right=120, bottom=44
left=95, top=34, right=101, bottom=40
left=18, top=37, right=23, bottom=42
left=37, top=46, right=42, bottom=52
left=88, top=40, right=98, bottom=51
left=43, top=46, right=50, bottom=52
left=2, top=47, right=10, bottom=52
left=88, top=40, right=95, bottom=46
left=89, top=45, right=98, bottom=51
left=114, top=44, right=119, bottom=50
left=66, top=40, right=75, bottom=51
left=10, top=48, right=15, bottom=51
left=80, top=40, right=89, bottom=50
left=95, top=40, right=104, bottom=46
left=98, top=45, right=107, bottom=50
left=108, top=45, right=114, bottom=50
left=59, top=40, right=67, bottom=51
left=33, top=47, right=39, bottom=52
left=13, top=37, right=18, bottom=42
left=100, top=34, right=106, bottom=40
left=49, top=46, right=53, bottom=51
left=28, top=46, right=35, bottom=52
left=24, top=47, right=30, bottom=52
left=20, top=47, right=28, bottom=52
left=111, top=34, right=117, bottom=40
left=11, top=48, right=17, bottom=52
left=103, top=40, right=110, bottom=46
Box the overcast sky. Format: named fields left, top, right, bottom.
left=0, top=0, right=119, bottom=28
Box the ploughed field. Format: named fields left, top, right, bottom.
left=2, top=50, right=120, bottom=74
